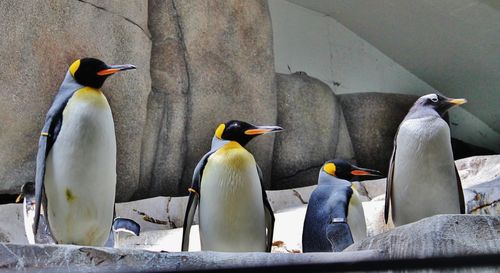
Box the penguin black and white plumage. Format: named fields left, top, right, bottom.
left=34, top=58, right=136, bottom=246
left=302, top=159, right=383, bottom=252
left=384, top=93, right=466, bottom=227
left=181, top=120, right=283, bottom=252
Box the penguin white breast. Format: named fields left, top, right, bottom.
left=199, top=141, right=266, bottom=252
left=392, top=116, right=460, bottom=226
left=44, top=87, right=116, bottom=246
left=347, top=186, right=367, bottom=242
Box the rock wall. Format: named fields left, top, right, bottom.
left=0, top=0, right=278, bottom=200
left=0, top=0, right=152, bottom=201
left=271, top=72, right=355, bottom=189
left=338, top=93, right=418, bottom=175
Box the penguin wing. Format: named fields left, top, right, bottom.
left=455, top=165, right=465, bottom=214
left=326, top=221, right=354, bottom=252
left=257, top=165, right=275, bottom=252
left=34, top=76, right=82, bottom=236
left=384, top=127, right=399, bottom=224
left=181, top=151, right=213, bottom=251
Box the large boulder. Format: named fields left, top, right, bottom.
left=177, top=0, right=278, bottom=192
left=338, top=93, right=418, bottom=175
left=271, top=72, right=355, bottom=189
left=137, top=0, right=278, bottom=197
left=346, top=215, right=500, bottom=258
left=0, top=1, right=151, bottom=201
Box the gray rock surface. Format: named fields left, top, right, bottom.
left=272, top=72, right=355, bottom=189
left=338, top=93, right=418, bottom=174
left=457, top=155, right=500, bottom=189
left=0, top=243, right=381, bottom=272
left=464, top=178, right=500, bottom=215
left=345, top=215, right=500, bottom=258
left=175, top=0, right=278, bottom=192
left=0, top=0, right=151, bottom=201
left=0, top=0, right=279, bottom=200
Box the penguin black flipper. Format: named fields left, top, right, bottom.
left=181, top=151, right=213, bottom=251
left=257, top=165, right=275, bottom=252
left=326, top=221, right=354, bottom=252
left=384, top=127, right=399, bottom=224
left=455, top=165, right=465, bottom=214
left=34, top=72, right=84, bottom=236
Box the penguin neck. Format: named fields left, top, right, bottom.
left=405, top=105, right=442, bottom=120
left=318, top=172, right=351, bottom=188
left=59, top=71, right=85, bottom=94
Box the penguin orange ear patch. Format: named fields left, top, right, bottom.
left=215, top=123, right=225, bottom=139
left=69, top=59, right=81, bottom=77
left=323, top=163, right=336, bottom=176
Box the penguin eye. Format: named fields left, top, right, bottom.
left=430, top=96, right=438, bottom=103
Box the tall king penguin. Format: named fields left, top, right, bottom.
left=182, top=120, right=283, bottom=252
left=34, top=58, right=136, bottom=246
left=302, top=159, right=383, bottom=252
left=384, top=93, right=466, bottom=227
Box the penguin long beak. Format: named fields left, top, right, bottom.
left=447, top=98, right=467, bottom=106
left=350, top=166, right=384, bottom=178
left=244, top=125, right=284, bottom=136
left=15, top=193, right=24, bottom=203
left=97, top=64, right=137, bottom=76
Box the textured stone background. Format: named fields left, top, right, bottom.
left=0, top=0, right=492, bottom=201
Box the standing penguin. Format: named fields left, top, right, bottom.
left=384, top=93, right=466, bottom=227
left=182, top=120, right=282, bottom=252
left=302, top=159, right=383, bottom=252
left=34, top=58, right=136, bottom=246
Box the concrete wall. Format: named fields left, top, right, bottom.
left=268, top=0, right=500, bottom=152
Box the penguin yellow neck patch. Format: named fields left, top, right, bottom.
left=69, top=59, right=81, bottom=77
left=215, top=123, right=225, bottom=139
left=324, top=163, right=336, bottom=176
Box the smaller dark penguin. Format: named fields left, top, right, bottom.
left=111, top=217, right=141, bottom=248
left=16, top=182, right=55, bottom=244
left=302, top=159, right=383, bottom=252
left=385, top=93, right=467, bottom=227
left=182, top=120, right=283, bottom=252
left=34, top=58, right=136, bottom=246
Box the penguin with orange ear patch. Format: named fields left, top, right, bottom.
left=181, top=120, right=283, bottom=252
left=302, top=159, right=383, bottom=252
left=34, top=58, right=136, bottom=246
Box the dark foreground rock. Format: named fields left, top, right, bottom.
left=0, top=243, right=380, bottom=273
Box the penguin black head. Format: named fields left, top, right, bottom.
left=16, top=182, right=35, bottom=203
left=411, top=93, right=467, bottom=117
left=69, top=58, right=136, bottom=89
left=214, top=120, right=283, bottom=146
left=322, top=159, right=383, bottom=182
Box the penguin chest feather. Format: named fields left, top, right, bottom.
left=347, top=186, right=366, bottom=242
left=44, top=87, right=116, bottom=246
left=199, top=141, right=266, bottom=251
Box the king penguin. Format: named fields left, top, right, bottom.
left=34, top=58, right=136, bottom=246
left=302, top=159, right=383, bottom=252
left=384, top=93, right=466, bottom=227
left=181, top=120, right=283, bottom=252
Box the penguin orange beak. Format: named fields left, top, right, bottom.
left=245, top=125, right=284, bottom=136
left=15, top=193, right=24, bottom=203
left=97, top=64, right=136, bottom=76
left=350, top=166, right=384, bottom=178
left=447, top=98, right=467, bottom=105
